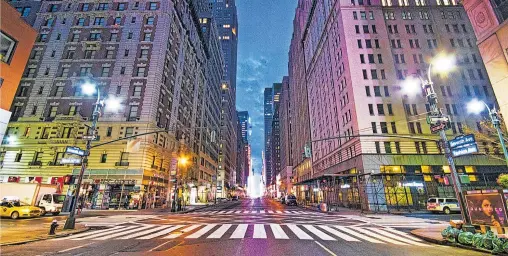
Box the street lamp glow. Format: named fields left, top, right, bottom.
left=81, top=82, right=97, bottom=95
left=104, top=96, right=122, bottom=112
left=402, top=76, right=421, bottom=95
left=432, top=54, right=456, bottom=74
left=467, top=99, right=486, bottom=115
left=178, top=157, right=188, bottom=166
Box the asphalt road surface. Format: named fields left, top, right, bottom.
left=1, top=197, right=483, bottom=256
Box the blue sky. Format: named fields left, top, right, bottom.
left=235, top=1, right=297, bottom=174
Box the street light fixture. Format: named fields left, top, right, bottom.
left=467, top=99, right=508, bottom=166
left=171, top=156, right=188, bottom=212
left=64, top=81, right=122, bottom=229
left=403, top=53, right=470, bottom=224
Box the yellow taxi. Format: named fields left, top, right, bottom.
left=0, top=201, right=41, bottom=219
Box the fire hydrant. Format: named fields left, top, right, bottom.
left=49, top=219, right=59, bottom=235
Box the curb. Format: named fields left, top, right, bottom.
left=1, top=227, right=90, bottom=246
left=409, top=230, right=448, bottom=245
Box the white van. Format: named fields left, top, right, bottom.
left=426, top=197, right=461, bottom=214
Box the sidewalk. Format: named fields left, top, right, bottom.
left=409, top=225, right=449, bottom=245
left=1, top=221, right=88, bottom=246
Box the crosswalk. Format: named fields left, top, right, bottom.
left=59, top=223, right=429, bottom=246
left=189, top=210, right=323, bottom=215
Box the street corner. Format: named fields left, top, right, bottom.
left=1, top=222, right=89, bottom=246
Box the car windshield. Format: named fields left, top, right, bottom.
left=427, top=198, right=436, bottom=203
left=53, top=195, right=66, bottom=203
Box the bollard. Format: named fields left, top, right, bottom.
left=49, top=219, right=59, bottom=235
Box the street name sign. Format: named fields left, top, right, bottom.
left=451, top=143, right=479, bottom=157
left=449, top=134, right=476, bottom=149
left=65, top=146, right=85, bottom=156
left=60, top=158, right=81, bottom=164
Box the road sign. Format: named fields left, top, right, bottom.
left=428, top=115, right=451, bottom=133
left=449, top=134, right=476, bottom=149
left=60, top=158, right=81, bottom=164
left=65, top=146, right=86, bottom=156
left=451, top=143, right=478, bottom=157
left=82, top=135, right=100, bottom=141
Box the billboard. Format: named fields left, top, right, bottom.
left=465, top=193, right=508, bottom=227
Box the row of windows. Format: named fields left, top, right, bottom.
left=41, top=1, right=159, bottom=13
left=3, top=150, right=131, bottom=166
left=72, top=16, right=155, bottom=27
left=362, top=69, right=387, bottom=80
left=368, top=104, right=394, bottom=116
left=24, top=65, right=148, bottom=79
left=381, top=0, right=457, bottom=6
left=371, top=122, right=397, bottom=134
left=37, top=30, right=154, bottom=43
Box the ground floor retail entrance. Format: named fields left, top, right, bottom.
left=70, top=169, right=168, bottom=210
left=295, top=165, right=508, bottom=213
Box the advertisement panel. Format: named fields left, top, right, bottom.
left=465, top=193, right=508, bottom=227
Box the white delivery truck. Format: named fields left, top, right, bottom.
left=0, top=183, right=65, bottom=215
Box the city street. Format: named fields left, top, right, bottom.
left=1, top=198, right=483, bottom=256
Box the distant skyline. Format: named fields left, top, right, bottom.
left=235, top=0, right=297, bottom=174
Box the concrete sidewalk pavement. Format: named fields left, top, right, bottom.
left=1, top=221, right=88, bottom=246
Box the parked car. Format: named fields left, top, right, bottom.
left=0, top=183, right=64, bottom=216
left=0, top=200, right=41, bottom=219
left=232, top=196, right=239, bottom=201
left=285, top=195, right=297, bottom=206
left=427, top=197, right=460, bottom=214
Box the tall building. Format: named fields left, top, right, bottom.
left=288, top=0, right=313, bottom=189
left=209, top=0, right=238, bottom=195
left=279, top=76, right=293, bottom=195
left=0, top=2, right=37, bottom=144
left=464, top=0, right=508, bottom=128
left=288, top=0, right=508, bottom=211
left=270, top=83, right=282, bottom=186
left=236, top=111, right=249, bottom=187
left=1, top=0, right=224, bottom=208
left=263, top=87, right=273, bottom=187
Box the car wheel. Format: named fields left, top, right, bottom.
left=52, top=212, right=60, bottom=216
left=443, top=207, right=451, bottom=215
left=40, top=208, right=46, bottom=216
left=11, top=211, right=19, bottom=219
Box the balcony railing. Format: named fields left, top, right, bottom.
left=115, top=161, right=129, bottom=166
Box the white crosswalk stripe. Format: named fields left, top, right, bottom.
left=303, top=225, right=336, bottom=241
left=318, top=225, right=360, bottom=242
left=253, top=224, right=267, bottom=238
left=270, top=224, right=289, bottom=239
left=208, top=224, right=232, bottom=238
left=334, top=226, right=384, bottom=244
left=61, top=223, right=429, bottom=247
left=94, top=225, right=154, bottom=240
left=230, top=224, right=248, bottom=239
left=119, top=225, right=169, bottom=239
left=287, top=224, right=313, bottom=240
left=186, top=224, right=217, bottom=239
left=349, top=227, right=408, bottom=245
left=165, top=225, right=201, bottom=239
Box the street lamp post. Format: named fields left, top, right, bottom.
left=64, top=83, right=102, bottom=230
left=404, top=54, right=470, bottom=224
left=467, top=99, right=508, bottom=166
left=64, top=82, right=121, bottom=229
